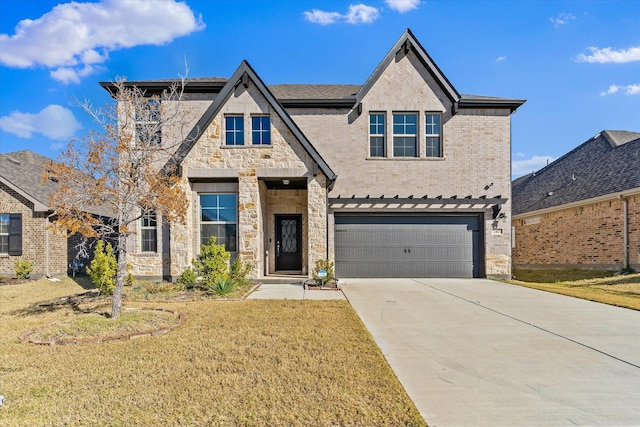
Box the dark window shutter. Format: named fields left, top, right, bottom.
left=8, top=213, right=22, bottom=256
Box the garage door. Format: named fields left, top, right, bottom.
left=334, top=215, right=483, bottom=278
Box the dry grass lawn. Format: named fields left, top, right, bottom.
left=510, top=271, right=640, bottom=310
left=0, top=278, right=425, bottom=426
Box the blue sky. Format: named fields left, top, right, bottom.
left=1, top=0, right=638, bottom=178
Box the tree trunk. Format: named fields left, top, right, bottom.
left=111, top=234, right=128, bottom=319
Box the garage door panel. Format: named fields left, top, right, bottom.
left=335, top=215, right=483, bottom=278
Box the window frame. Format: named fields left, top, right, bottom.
left=140, top=211, right=158, bottom=253
left=369, top=112, right=386, bottom=157
left=199, top=193, right=238, bottom=253
left=0, top=214, right=8, bottom=255
left=392, top=112, right=418, bottom=157
left=251, top=115, right=271, bottom=145
left=225, top=115, right=245, bottom=146
left=135, top=98, right=162, bottom=145
left=425, top=112, right=442, bottom=158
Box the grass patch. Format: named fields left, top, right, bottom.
left=509, top=272, right=640, bottom=310
left=0, top=278, right=425, bottom=426
left=513, top=268, right=616, bottom=283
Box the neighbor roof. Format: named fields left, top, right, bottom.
left=0, top=150, right=58, bottom=212
left=512, top=130, right=640, bottom=215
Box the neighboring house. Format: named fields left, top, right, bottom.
left=512, top=130, right=640, bottom=271
left=0, top=150, right=78, bottom=277
left=104, top=29, right=524, bottom=280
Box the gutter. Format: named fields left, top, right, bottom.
left=45, top=211, right=55, bottom=278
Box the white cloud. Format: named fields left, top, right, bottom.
left=549, top=12, right=576, bottom=27
left=512, top=155, right=556, bottom=177
left=384, top=0, right=420, bottom=13
left=600, top=84, right=640, bottom=96
left=303, top=9, right=342, bottom=25
left=0, top=105, right=82, bottom=140
left=495, top=55, right=507, bottom=62
left=345, top=4, right=380, bottom=24
left=0, top=0, right=205, bottom=83
left=576, top=46, right=640, bottom=64
left=304, top=3, right=380, bottom=25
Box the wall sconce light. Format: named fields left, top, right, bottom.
left=283, top=179, right=290, bottom=185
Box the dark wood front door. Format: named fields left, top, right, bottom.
left=275, top=214, right=302, bottom=271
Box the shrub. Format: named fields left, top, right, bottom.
left=87, top=240, right=117, bottom=295
left=177, top=266, right=197, bottom=289
left=192, top=237, right=230, bottom=283
left=208, top=275, right=236, bottom=296
left=230, top=258, right=252, bottom=286
left=312, top=259, right=335, bottom=285
left=14, top=260, right=34, bottom=279
left=125, top=264, right=135, bottom=286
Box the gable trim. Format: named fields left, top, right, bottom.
left=354, top=28, right=461, bottom=113
left=163, top=61, right=337, bottom=181
left=0, top=175, right=49, bottom=212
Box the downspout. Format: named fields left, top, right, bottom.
left=620, top=195, right=629, bottom=270
left=45, top=212, right=56, bottom=278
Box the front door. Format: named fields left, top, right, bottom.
left=275, top=214, right=302, bottom=271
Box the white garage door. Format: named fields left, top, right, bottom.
left=334, top=215, right=483, bottom=278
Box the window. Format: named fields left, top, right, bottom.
left=425, top=113, right=442, bottom=157
left=252, top=116, right=271, bottom=145
left=225, top=116, right=244, bottom=146
left=200, top=194, right=237, bottom=252
left=135, top=99, right=162, bottom=145
left=369, top=113, right=385, bottom=157
left=141, top=211, right=157, bottom=252
left=393, top=113, right=417, bottom=157
left=0, top=213, right=21, bottom=255
left=0, top=214, right=8, bottom=254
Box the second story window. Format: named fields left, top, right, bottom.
left=393, top=113, right=417, bottom=157
left=141, top=211, right=157, bottom=253
left=369, top=113, right=385, bottom=157
left=135, top=99, right=162, bottom=145
left=252, top=116, right=271, bottom=145
left=425, top=113, right=442, bottom=157
left=225, top=116, right=244, bottom=146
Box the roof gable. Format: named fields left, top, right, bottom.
left=164, top=61, right=336, bottom=181
left=512, top=131, right=640, bottom=215
left=0, top=150, right=56, bottom=212
left=354, top=28, right=460, bottom=112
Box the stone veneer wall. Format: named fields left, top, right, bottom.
left=165, top=82, right=326, bottom=279
left=0, top=183, right=68, bottom=277
left=513, top=194, right=640, bottom=270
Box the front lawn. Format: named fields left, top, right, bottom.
left=0, top=278, right=425, bottom=426
left=510, top=271, right=640, bottom=310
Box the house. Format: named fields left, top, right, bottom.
left=0, top=150, right=83, bottom=277
left=104, top=29, right=524, bottom=281
left=512, top=130, right=640, bottom=271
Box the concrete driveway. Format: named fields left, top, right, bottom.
left=342, top=278, right=640, bottom=427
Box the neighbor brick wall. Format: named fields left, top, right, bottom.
left=0, top=182, right=68, bottom=277
left=513, top=194, right=640, bottom=270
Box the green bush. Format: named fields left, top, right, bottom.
left=177, top=266, right=197, bottom=289
left=208, top=275, right=236, bottom=296
left=125, top=264, right=135, bottom=286
left=87, top=240, right=117, bottom=295
left=192, top=237, right=230, bottom=283
left=230, top=258, right=252, bottom=286
left=14, top=260, right=34, bottom=279
left=312, top=259, right=335, bottom=285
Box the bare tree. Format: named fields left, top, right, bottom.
left=46, top=78, right=189, bottom=318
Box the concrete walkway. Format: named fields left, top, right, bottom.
left=247, top=282, right=345, bottom=300
left=342, top=278, right=640, bottom=427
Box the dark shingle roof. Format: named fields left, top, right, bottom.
left=0, top=150, right=58, bottom=211
left=512, top=130, right=640, bottom=215
left=269, top=84, right=361, bottom=100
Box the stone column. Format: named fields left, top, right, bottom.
left=238, top=169, right=261, bottom=278
left=307, top=174, right=328, bottom=276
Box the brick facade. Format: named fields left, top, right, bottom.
left=513, top=193, right=640, bottom=270
left=0, top=181, right=68, bottom=278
